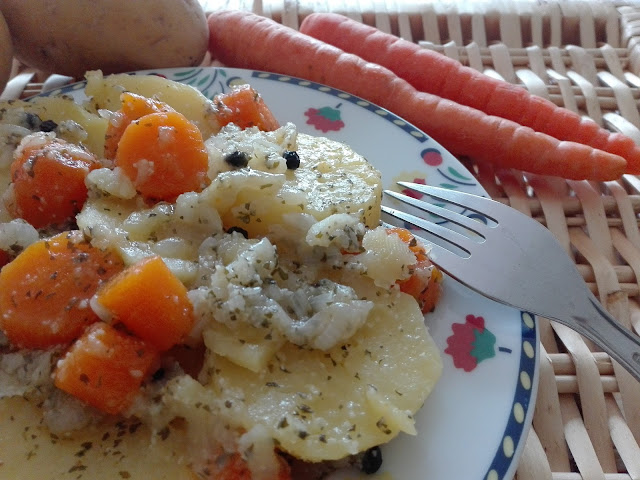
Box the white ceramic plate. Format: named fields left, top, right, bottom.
left=43, top=67, right=539, bottom=480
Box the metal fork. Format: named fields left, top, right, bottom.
left=383, top=182, right=640, bottom=382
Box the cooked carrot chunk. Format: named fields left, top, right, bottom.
left=104, top=91, right=175, bottom=159
left=95, top=255, right=194, bottom=352
left=0, top=230, right=125, bottom=349
left=397, top=259, right=443, bottom=313
left=114, top=111, right=209, bottom=202
left=6, top=135, right=99, bottom=229
left=54, top=322, right=160, bottom=415
left=213, top=84, right=280, bottom=131
left=386, top=227, right=443, bottom=313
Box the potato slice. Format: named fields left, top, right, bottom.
left=0, top=396, right=197, bottom=479
left=0, top=96, right=108, bottom=156
left=208, top=133, right=382, bottom=237
left=84, top=70, right=218, bottom=139
left=199, top=291, right=441, bottom=462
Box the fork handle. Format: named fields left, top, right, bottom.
left=568, top=296, right=640, bottom=382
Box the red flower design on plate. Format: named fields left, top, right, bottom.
left=445, top=314, right=499, bottom=372
left=305, top=105, right=345, bottom=132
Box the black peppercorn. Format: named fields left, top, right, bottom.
left=227, top=226, right=249, bottom=238
left=152, top=368, right=166, bottom=382
left=360, top=446, right=383, bottom=474
left=39, top=120, right=58, bottom=132
left=283, top=150, right=300, bottom=170
left=225, top=151, right=250, bottom=168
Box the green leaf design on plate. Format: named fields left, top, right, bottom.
left=471, top=328, right=496, bottom=363
left=447, top=166, right=473, bottom=181
left=197, top=75, right=211, bottom=86
left=172, top=70, right=197, bottom=78
left=438, top=183, right=460, bottom=190
left=317, top=106, right=342, bottom=121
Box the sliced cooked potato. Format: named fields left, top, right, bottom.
left=207, top=133, right=382, bottom=237
left=85, top=71, right=219, bottom=139
left=0, top=396, right=197, bottom=479
left=199, top=291, right=441, bottom=462
left=0, top=96, right=108, bottom=156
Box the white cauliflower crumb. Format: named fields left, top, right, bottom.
left=205, top=122, right=298, bottom=177
left=133, top=159, right=155, bottom=184
left=0, top=219, right=39, bottom=252
left=306, top=213, right=365, bottom=252
left=358, top=226, right=417, bottom=287
left=86, top=166, right=137, bottom=199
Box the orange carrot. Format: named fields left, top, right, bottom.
left=386, top=227, right=442, bottom=313
left=5, top=135, right=100, bottom=228
left=214, top=84, right=280, bottom=131
left=95, top=255, right=194, bottom=352
left=115, top=110, right=209, bottom=202
left=0, top=230, right=125, bottom=349
left=213, top=453, right=291, bottom=480
left=299, top=12, right=640, bottom=174
left=207, top=10, right=626, bottom=181
left=104, top=91, right=175, bottom=159
left=53, top=322, right=160, bottom=415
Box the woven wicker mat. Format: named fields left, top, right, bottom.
left=5, top=1, right=640, bottom=479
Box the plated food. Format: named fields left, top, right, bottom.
left=0, top=71, right=443, bottom=478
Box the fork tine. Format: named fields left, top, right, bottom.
left=396, top=182, right=498, bottom=222
left=384, top=189, right=488, bottom=237
left=381, top=205, right=477, bottom=255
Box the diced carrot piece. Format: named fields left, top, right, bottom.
left=114, top=111, right=209, bottom=202
left=104, top=91, right=175, bottom=159
left=95, top=255, right=194, bottom=352
left=213, top=84, right=280, bottom=131
left=53, top=322, right=160, bottom=415
left=0, top=230, right=125, bottom=349
left=397, top=259, right=443, bottom=313
left=6, top=136, right=99, bottom=229
left=214, top=453, right=291, bottom=480
left=386, top=227, right=443, bottom=313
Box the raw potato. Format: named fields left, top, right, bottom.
left=0, top=0, right=209, bottom=78
left=0, top=11, right=12, bottom=94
